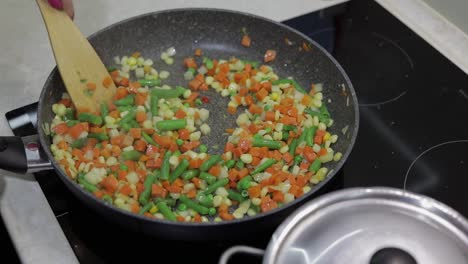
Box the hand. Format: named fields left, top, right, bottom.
left=47, top=0, right=74, bottom=19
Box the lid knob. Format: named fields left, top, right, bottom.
left=370, top=247, right=417, bottom=264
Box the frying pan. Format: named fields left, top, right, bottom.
left=0, top=8, right=359, bottom=241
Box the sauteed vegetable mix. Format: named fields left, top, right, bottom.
left=48, top=48, right=342, bottom=222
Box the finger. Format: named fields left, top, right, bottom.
left=62, top=0, right=74, bottom=20
left=48, top=0, right=63, bottom=9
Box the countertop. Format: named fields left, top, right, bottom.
left=0, top=0, right=348, bottom=263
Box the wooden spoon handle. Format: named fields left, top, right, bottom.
left=36, top=0, right=116, bottom=113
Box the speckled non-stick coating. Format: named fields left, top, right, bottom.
left=38, top=8, right=359, bottom=240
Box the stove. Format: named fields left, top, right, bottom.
left=4, top=0, right=468, bottom=263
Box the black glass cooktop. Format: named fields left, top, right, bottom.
left=4, top=0, right=468, bottom=263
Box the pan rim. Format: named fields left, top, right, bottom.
left=38, top=7, right=360, bottom=227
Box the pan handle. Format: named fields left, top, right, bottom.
left=218, top=245, right=265, bottom=264
left=0, top=135, right=52, bottom=174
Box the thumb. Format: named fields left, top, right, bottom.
left=48, top=0, right=74, bottom=19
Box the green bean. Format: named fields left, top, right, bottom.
left=121, top=123, right=131, bottom=132
left=309, top=159, right=322, bottom=173
left=304, top=108, right=330, bottom=124
left=225, top=160, right=236, bottom=169
left=102, top=194, right=113, bottom=204
left=120, top=164, right=128, bottom=171
left=70, top=138, right=87, bottom=148
left=150, top=86, right=186, bottom=99
left=117, top=105, right=134, bottom=113
left=306, top=126, right=317, bottom=147
left=195, top=98, right=202, bottom=106
left=204, top=178, right=229, bottom=194
left=196, top=193, right=214, bottom=207
left=252, top=158, right=276, bottom=174
left=150, top=93, right=159, bottom=116
left=199, top=172, right=216, bottom=185
left=156, top=119, right=187, bottom=131
left=118, top=108, right=136, bottom=124
left=100, top=103, right=109, bottom=120
left=64, top=108, right=75, bottom=121
left=154, top=197, right=176, bottom=207
left=160, top=151, right=172, bottom=180
left=78, top=112, right=102, bottom=125
left=121, top=150, right=142, bottom=161
left=173, top=150, right=181, bottom=157
left=282, top=132, right=289, bottom=141
left=283, top=125, right=297, bottom=131
left=237, top=176, right=253, bottom=190
left=77, top=174, right=98, bottom=193
left=139, top=174, right=156, bottom=205
left=179, top=195, right=210, bottom=215
left=200, top=155, right=222, bottom=172
left=242, top=60, right=260, bottom=68
left=88, top=133, right=109, bottom=141
left=294, top=155, right=303, bottom=165
left=208, top=207, right=217, bottom=216
left=178, top=203, right=188, bottom=211
left=156, top=202, right=176, bottom=221
left=114, top=94, right=135, bottom=106
left=66, top=120, right=80, bottom=127
left=199, top=144, right=208, bottom=153
left=320, top=103, right=331, bottom=119
left=271, top=79, right=307, bottom=94
left=252, top=138, right=281, bottom=150
left=297, top=127, right=307, bottom=145
left=169, top=159, right=189, bottom=183
left=182, top=169, right=199, bottom=180
left=176, top=139, right=184, bottom=146
left=139, top=202, right=154, bottom=215
left=203, top=57, right=214, bottom=69
left=129, top=120, right=140, bottom=128
left=139, top=79, right=161, bottom=87
left=142, top=131, right=157, bottom=146
left=227, top=189, right=245, bottom=202
left=236, top=160, right=245, bottom=169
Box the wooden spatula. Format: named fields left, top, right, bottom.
left=36, top=0, right=116, bottom=114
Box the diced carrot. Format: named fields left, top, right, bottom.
left=189, top=159, right=203, bottom=169
left=124, top=160, right=136, bottom=171
left=186, top=188, right=197, bottom=199
left=194, top=48, right=202, bottom=56
left=131, top=203, right=141, bottom=214
left=238, top=168, right=249, bottom=179
left=279, top=116, right=297, bottom=125
left=193, top=213, right=202, bottom=222
left=175, top=109, right=187, bottom=119
left=184, top=57, right=197, bottom=69
left=219, top=212, right=234, bottom=221
left=180, top=141, right=200, bottom=152
left=188, top=78, right=203, bottom=90
left=248, top=104, right=263, bottom=114
left=227, top=106, right=237, bottom=115
left=135, top=111, right=146, bottom=122
left=225, top=128, right=234, bottom=134
left=296, top=175, right=308, bottom=187
left=68, top=123, right=86, bottom=139
left=119, top=184, right=132, bottom=196
left=289, top=185, right=303, bottom=198
left=93, top=190, right=104, bottom=199
left=110, top=70, right=120, bottom=78
left=151, top=184, right=168, bottom=198
left=251, top=156, right=261, bottom=166
left=109, top=110, right=120, bottom=118
left=225, top=142, right=235, bottom=152
left=191, top=177, right=202, bottom=188
left=241, top=35, right=251, bottom=47
left=146, top=158, right=162, bottom=169
left=131, top=51, right=141, bottom=58
left=264, top=49, right=277, bottom=63
left=260, top=196, right=278, bottom=212
left=115, top=87, right=129, bottom=100
left=57, top=98, right=72, bottom=107
left=135, top=93, right=147, bottom=106
left=57, top=140, right=68, bottom=150
left=117, top=170, right=127, bottom=181
left=264, top=111, right=275, bottom=122
left=101, top=175, right=118, bottom=193
left=272, top=191, right=285, bottom=202
left=318, top=148, right=328, bottom=156
left=178, top=129, right=190, bottom=140
left=111, top=145, right=122, bottom=157
left=303, top=146, right=317, bottom=162
left=301, top=95, right=312, bottom=106
left=315, top=130, right=326, bottom=137
left=153, top=135, right=172, bottom=148
left=256, top=88, right=268, bottom=101
left=102, top=76, right=113, bottom=88
left=86, top=82, right=97, bottom=90
left=208, top=165, right=221, bottom=177
left=176, top=215, right=186, bottom=222
left=248, top=185, right=261, bottom=198
left=119, top=77, right=130, bottom=87
left=52, top=123, right=69, bottom=135
left=129, top=128, right=141, bottom=139
left=134, top=140, right=147, bottom=152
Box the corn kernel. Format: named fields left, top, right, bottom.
left=149, top=206, right=158, bottom=214
left=323, top=132, right=331, bottom=141
left=271, top=92, right=279, bottom=101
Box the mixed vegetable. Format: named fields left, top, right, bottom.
left=48, top=46, right=341, bottom=222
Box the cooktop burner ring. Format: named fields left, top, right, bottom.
left=403, top=139, right=468, bottom=189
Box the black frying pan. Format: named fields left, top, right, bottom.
left=0, top=8, right=359, bottom=241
